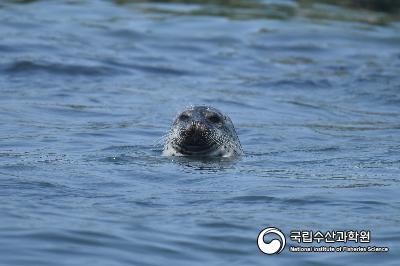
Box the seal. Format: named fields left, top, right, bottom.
left=163, top=106, right=242, bottom=157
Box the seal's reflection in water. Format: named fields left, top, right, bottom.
left=170, top=155, right=239, bottom=176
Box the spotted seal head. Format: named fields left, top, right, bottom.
left=163, top=106, right=242, bottom=157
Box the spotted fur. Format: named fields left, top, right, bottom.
left=163, top=106, right=242, bottom=157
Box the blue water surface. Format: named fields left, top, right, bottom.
left=0, top=0, right=399, bottom=265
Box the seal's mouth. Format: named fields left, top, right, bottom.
left=175, top=142, right=218, bottom=155
left=173, top=123, right=219, bottom=155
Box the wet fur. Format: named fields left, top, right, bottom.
left=163, top=106, right=242, bottom=157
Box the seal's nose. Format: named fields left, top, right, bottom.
left=183, top=121, right=208, bottom=146
left=185, top=121, right=206, bottom=140
left=187, top=121, right=201, bottom=133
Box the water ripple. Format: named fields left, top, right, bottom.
left=2, top=60, right=125, bottom=76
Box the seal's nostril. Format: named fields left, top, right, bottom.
left=188, top=121, right=199, bottom=129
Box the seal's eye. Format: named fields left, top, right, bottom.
left=207, top=113, right=222, bottom=124
left=178, top=113, right=190, bottom=121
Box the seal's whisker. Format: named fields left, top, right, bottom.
left=153, top=132, right=169, bottom=147
left=161, top=105, right=242, bottom=157
left=211, top=130, right=241, bottom=152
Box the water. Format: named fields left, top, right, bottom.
left=1, top=0, right=399, bottom=265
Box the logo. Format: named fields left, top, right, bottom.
left=257, top=228, right=389, bottom=255
left=257, top=227, right=286, bottom=255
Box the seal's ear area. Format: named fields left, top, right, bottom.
left=222, top=115, right=232, bottom=125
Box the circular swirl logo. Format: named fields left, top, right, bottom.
left=257, top=227, right=286, bottom=255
